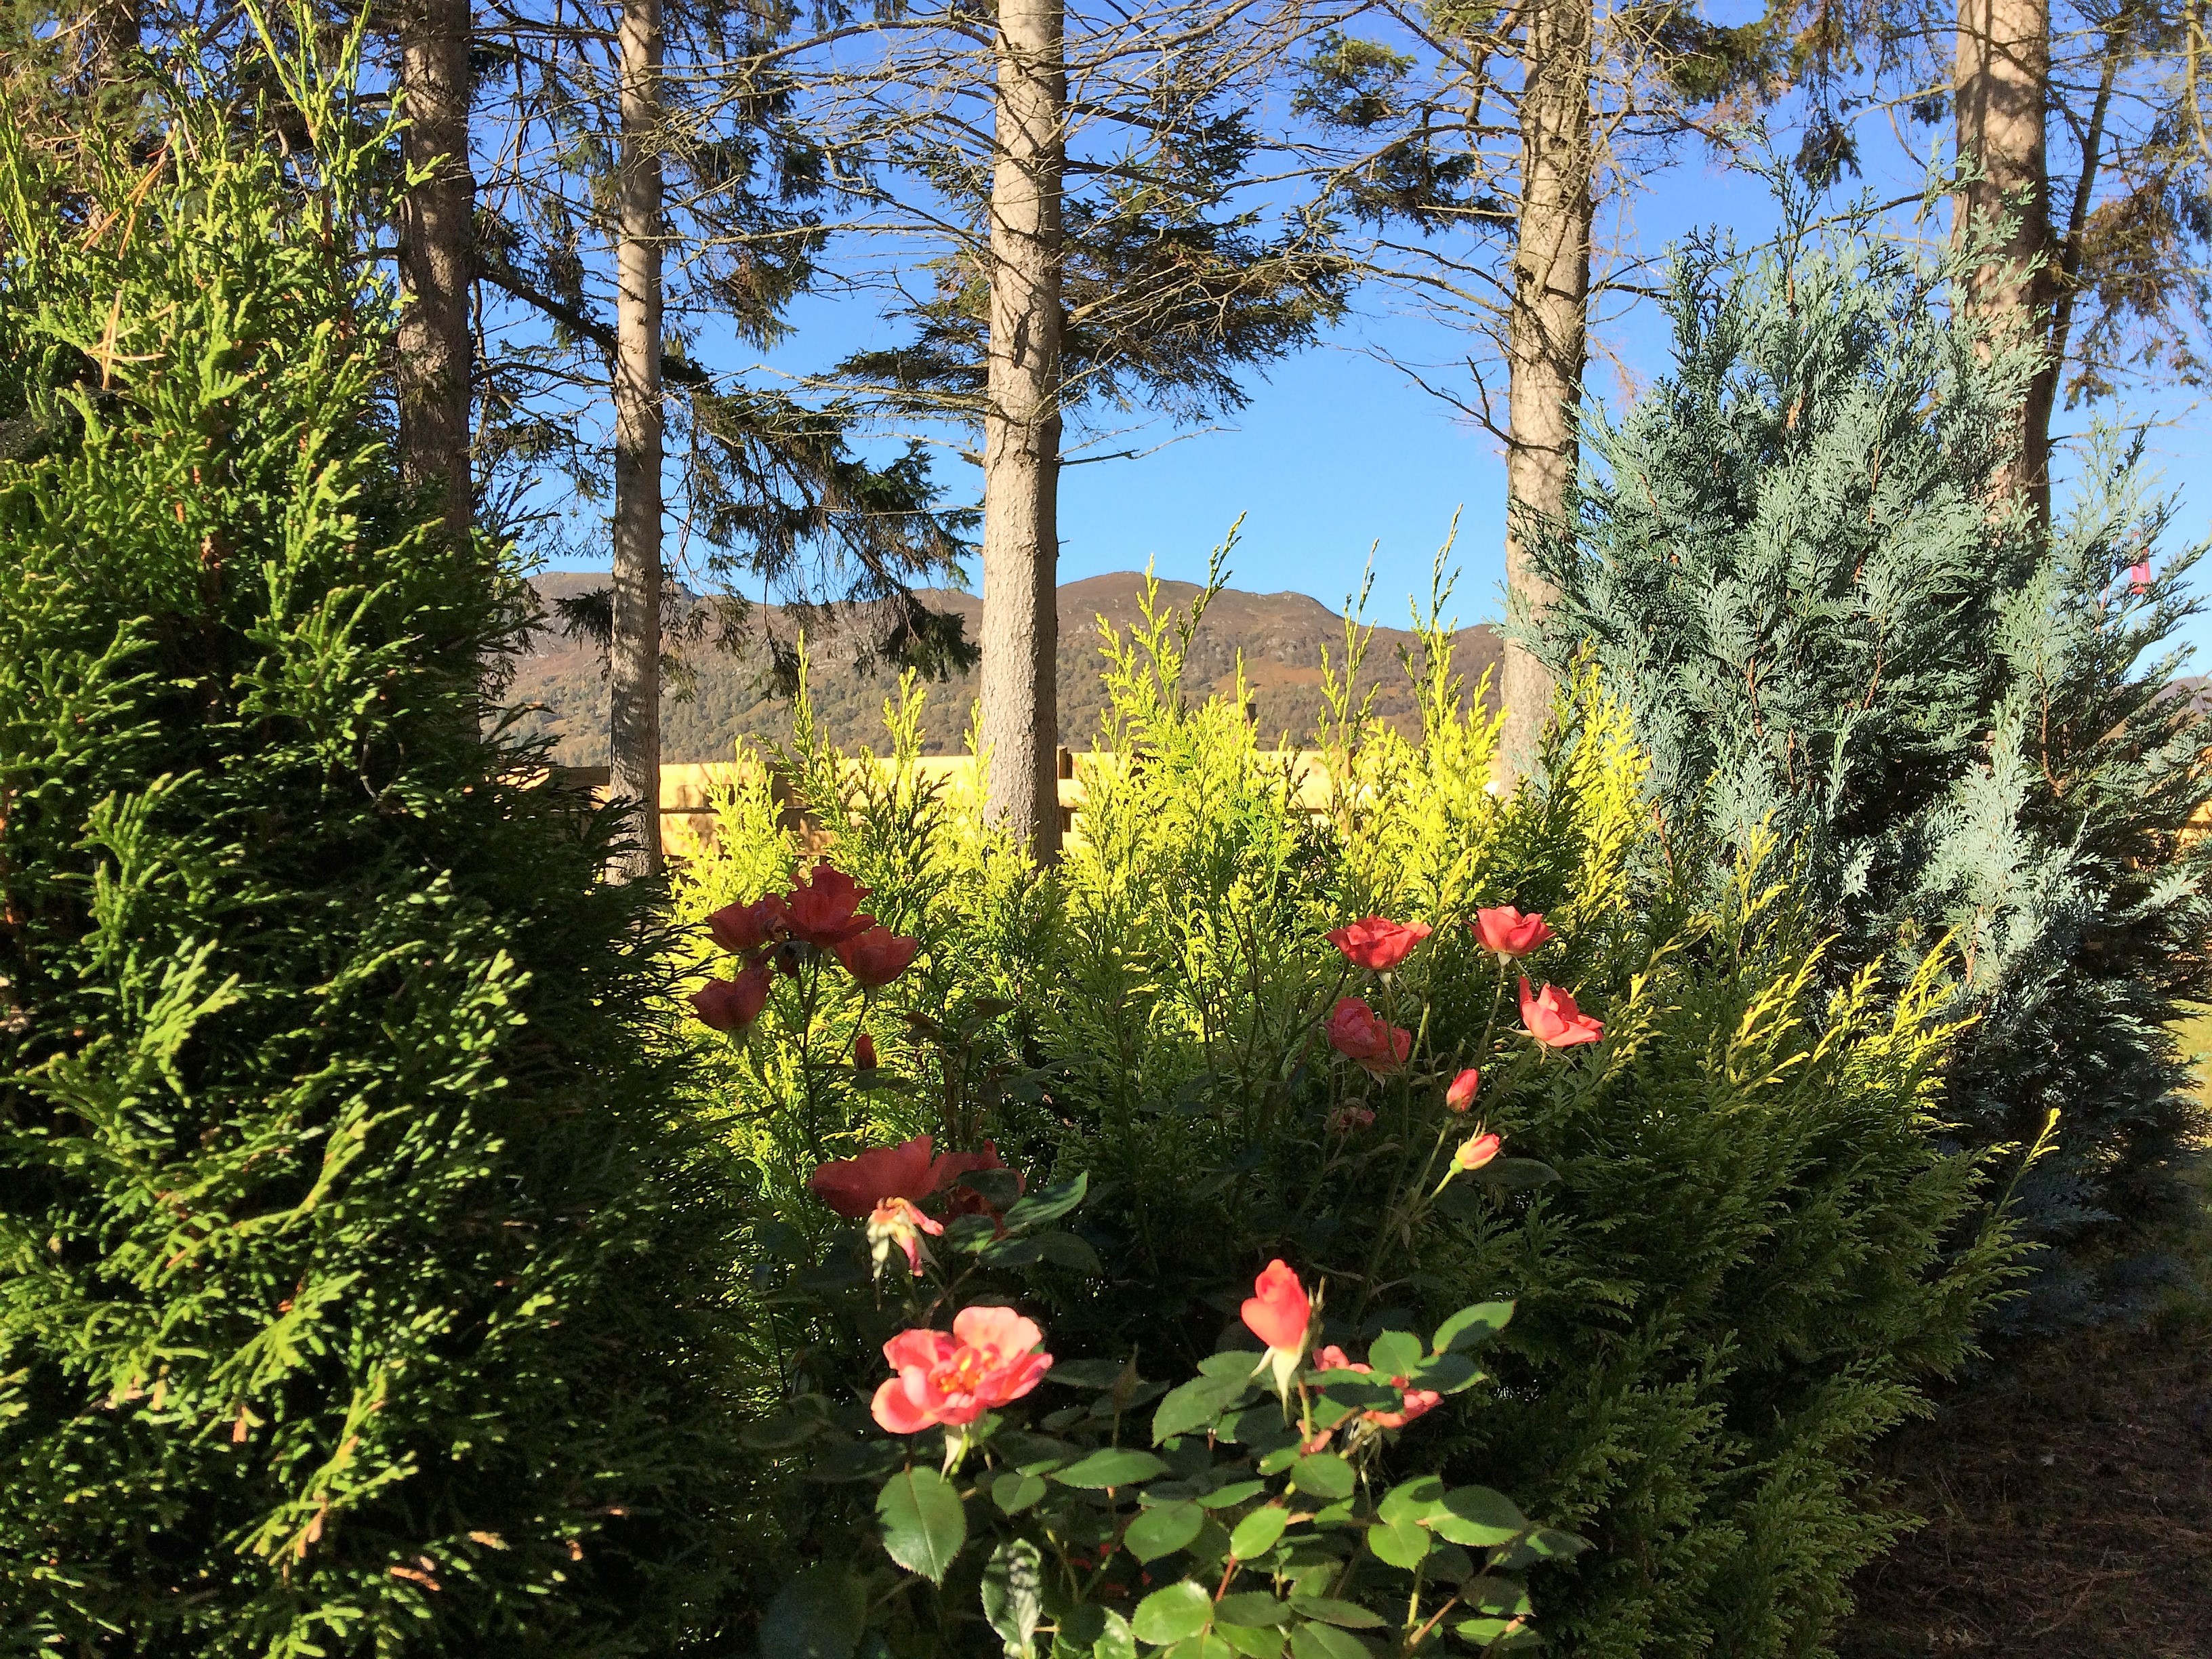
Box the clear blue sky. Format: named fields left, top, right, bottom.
left=546, top=134, right=2212, bottom=663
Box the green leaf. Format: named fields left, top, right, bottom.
left=1520, top=1526, right=1589, bottom=1559
left=1197, top=1480, right=1267, bottom=1509
left=1430, top=1301, right=1514, bottom=1355
left=1053, top=1447, right=1171, bottom=1488
left=1004, top=1172, right=1088, bottom=1231
left=1365, top=1518, right=1431, bottom=1570
left=981, top=1236, right=1049, bottom=1267
left=1216, top=1622, right=1292, bottom=1658
left=1131, top=1579, right=1214, bottom=1644
left=993, top=1470, right=1048, bottom=1514
left=1087, top=1609, right=1139, bottom=1659
left=1154, top=1373, right=1249, bottom=1443
left=1038, top=1231, right=1105, bottom=1273
left=982, top=1539, right=1044, bottom=1658
left=1199, top=1351, right=1264, bottom=1381
left=758, top=1564, right=868, bottom=1659
left=945, top=1214, right=1002, bottom=1252
left=1287, top=1453, right=1355, bottom=1501
left=1450, top=1616, right=1540, bottom=1651
left=1427, top=1486, right=1525, bottom=1549
left=962, top=1167, right=1027, bottom=1210
left=1408, top=1352, right=1481, bottom=1395
left=1377, top=1476, right=1445, bottom=1526
left=876, top=1465, right=966, bottom=1582
left=1286, top=1597, right=1385, bottom=1630
left=1290, top=1622, right=1376, bottom=1659
left=1229, top=1503, right=1291, bottom=1559
left=1366, top=1330, right=1422, bottom=1377
left=1217, top=1592, right=1294, bottom=1628
left=1126, top=1500, right=1206, bottom=1562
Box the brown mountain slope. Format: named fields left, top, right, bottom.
left=512, top=572, right=1502, bottom=765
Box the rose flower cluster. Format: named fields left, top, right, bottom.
left=691, top=862, right=920, bottom=1032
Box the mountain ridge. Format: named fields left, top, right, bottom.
left=511, top=571, right=1503, bottom=765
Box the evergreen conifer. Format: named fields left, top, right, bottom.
left=1526, top=188, right=2212, bottom=1328
left=0, top=33, right=747, bottom=1653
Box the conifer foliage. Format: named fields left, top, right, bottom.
left=1527, top=194, right=2212, bottom=1327
left=0, top=36, right=745, bottom=1655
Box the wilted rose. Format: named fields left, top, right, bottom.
left=866, top=1196, right=944, bottom=1277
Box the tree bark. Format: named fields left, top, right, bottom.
left=1498, top=0, right=1593, bottom=784
left=609, top=0, right=665, bottom=879
left=1955, top=0, right=2054, bottom=525
left=979, top=0, right=1066, bottom=861
left=396, top=0, right=474, bottom=548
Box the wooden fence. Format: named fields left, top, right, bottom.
left=552, top=749, right=1336, bottom=861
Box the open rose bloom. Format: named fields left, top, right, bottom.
left=1473, top=905, right=1554, bottom=960
left=1327, top=915, right=1431, bottom=974
left=1519, top=977, right=1603, bottom=1048
left=693, top=864, right=918, bottom=1033
left=872, top=1305, right=1053, bottom=1433
left=1327, top=997, right=1412, bottom=1074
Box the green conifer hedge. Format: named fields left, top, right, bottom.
left=1525, top=195, right=2212, bottom=1330
left=0, top=41, right=745, bottom=1656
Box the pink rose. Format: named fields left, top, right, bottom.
left=1326, top=916, right=1432, bottom=973
left=1327, top=997, right=1412, bottom=1075
left=834, top=925, right=920, bottom=987
left=1240, top=1259, right=1311, bottom=1353
left=1519, top=978, right=1603, bottom=1048
left=871, top=1306, right=1054, bottom=1433
left=1473, top=905, right=1554, bottom=960
left=1446, top=1069, right=1481, bottom=1113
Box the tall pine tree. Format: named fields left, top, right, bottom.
left=1526, top=184, right=2212, bottom=1328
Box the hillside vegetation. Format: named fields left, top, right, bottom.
left=514, top=571, right=1502, bottom=763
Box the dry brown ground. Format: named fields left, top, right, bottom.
left=1836, top=1307, right=2212, bottom=1659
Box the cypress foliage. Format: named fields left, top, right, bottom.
left=0, top=35, right=745, bottom=1656
left=1525, top=190, right=2212, bottom=1329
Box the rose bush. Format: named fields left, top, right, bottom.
left=678, top=571, right=2025, bottom=1658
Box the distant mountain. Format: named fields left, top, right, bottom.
left=510, top=571, right=1503, bottom=766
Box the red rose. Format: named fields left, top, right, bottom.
left=1446, top=1068, right=1481, bottom=1113
left=835, top=925, right=920, bottom=987
left=1240, top=1259, right=1311, bottom=1353
left=1473, top=905, right=1554, bottom=959
left=1326, top=996, right=1411, bottom=1075
left=808, top=1133, right=941, bottom=1218
left=785, top=863, right=877, bottom=948
left=690, top=961, right=772, bottom=1031
left=808, top=1132, right=1006, bottom=1220
left=1326, top=915, right=1432, bottom=973
left=706, top=893, right=787, bottom=954
left=1519, top=978, right=1603, bottom=1048
left=853, top=1033, right=878, bottom=1071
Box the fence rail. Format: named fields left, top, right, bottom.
left=550, top=749, right=1336, bottom=859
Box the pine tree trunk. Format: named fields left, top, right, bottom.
left=1955, top=0, right=2054, bottom=524
left=396, top=0, right=474, bottom=548
left=1498, top=0, right=1593, bottom=783
left=609, top=0, right=664, bottom=880
left=979, top=0, right=1065, bottom=862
